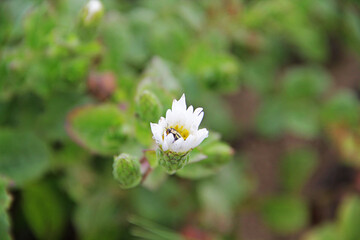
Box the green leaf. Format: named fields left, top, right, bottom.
left=256, top=98, right=286, bottom=138
left=0, top=213, right=11, bottom=240
left=321, top=90, right=360, bottom=127
left=338, top=195, right=360, bottom=240
left=51, top=141, right=89, bottom=168
left=190, top=94, right=236, bottom=138
left=67, top=104, right=128, bottom=155
left=280, top=67, right=331, bottom=138
left=197, top=161, right=252, bottom=229
left=198, top=181, right=232, bottom=225
left=0, top=178, right=12, bottom=240
left=36, top=93, right=83, bottom=141
left=141, top=57, right=180, bottom=92
left=131, top=179, right=193, bottom=224
left=243, top=0, right=329, bottom=62
left=0, top=179, right=11, bottom=211
left=326, top=125, right=360, bottom=168
left=148, top=19, right=191, bottom=62
left=135, top=57, right=181, bottom=122
left=280, top=148, right=318, bottom=192
left=282, top=67, right=330, bottom=101
left=241, top=55, right=277, bottom=94
left=145, top=150, right=158, bottom=168
left=74, top=193, right=122, bottom=240
left=261, top=196, right=309, bottom=234
left=344, top=7, right=360, bottom=54
left=284, top=102, right=320, bottom=139
left=22, top=182, right=67, bottom=240
left=183, top=43, right=241, bottom=93
left=100, top=12, right=134, bottom=70
left=0, top=129, right=50, bottom=185
left=129, top=215, right=182, bottom=240
left=303, top=223, right=338, bottom=240
left=177, top=141, right=233, bottom=179
left=176, top=156, right=214, bottom=179
left=142, top=167, right=168, bottom=191
left=24, top=2, right=56, bottom=49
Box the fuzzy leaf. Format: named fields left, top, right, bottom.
left=74, top=193, right=123, bottom=240
left=261, top=196, right=309, bottom=234
left=177, top=141, right=233, bottom=179
left=338, top=195, right=360, bottom=240
left=0, top=178, right=12, bottom=240
left=129, top=215, right=182, bottom=240
left=67, top=104, right=128, bottom=155
left=22, top=182, right=67, bottom=240
left=302, top=224, right=338, bottom=240
left=280, top=148, right=318, bottom=192
left=0, top=129, right=50, bottom=185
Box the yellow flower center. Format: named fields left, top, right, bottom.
left=172, top=125, right=189, bottom=140
left=163, top=125, right=190, bottom=141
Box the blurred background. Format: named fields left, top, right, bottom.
left=1, top=0, right=360, bottom=239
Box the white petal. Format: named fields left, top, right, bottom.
left=164, top=133, right=175, bottom=147
left=171, top=137, right=185, bottom=152
left=176, top=94, right=186, bottom=111
left=183, top=105, right=194, bottom=130
left=183, top=135, right=195, bottom=152
left=171, top=99, right=179, bottom=112
left=150, top=122, right=157, bottom=135
left=162, top=132, right=169, bottom=151
left=166, top=109, right=175, bottom=126
left=193, top=111, right=204, bottom=130
left=150, top=123, right=163, bottom=143
left=194, top=107, right=203, bottom=116
left=171, top=94, right=186, bottom=113
left=158, top=117, right=167, bottom=128
left=193, top=128, right=209, bottom=147
left=187, top=105, right=194, bottom=113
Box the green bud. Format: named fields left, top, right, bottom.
left=203, top=142, right=233, bottom=167
left=205, top=55, right=240, bottom=92
left=136, top=90, right=162, bottom=122
left=184, top=44, right=240, bottom=92
left=113, top=154, right=141, bottom=189
left=157, top=149, right=190, bottom=174
left=78, top=0, right=104, bottom=40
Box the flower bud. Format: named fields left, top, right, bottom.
left=87, top=72, right=117, bottom=101
left=81, top=0, right=104, bottom=26
left=78, top=0, right=104, bottom=40
left=113, top=154, right=141, bottom=189
left=157, top=149, right=190, bottom=174
left=203, top=142, right=233, bottom=167
left=136, top=90, right=162, bottom=122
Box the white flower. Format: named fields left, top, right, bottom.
left=150, top=94, right=209, bottom=153
left=84, top=0, right=103, bottom=22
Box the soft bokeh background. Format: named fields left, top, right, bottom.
left=1, top=0, right=360, bottom=239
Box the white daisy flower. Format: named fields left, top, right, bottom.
left=83, top=0, right=104, bottom=23
left=150, top=94, right=209, bottom=153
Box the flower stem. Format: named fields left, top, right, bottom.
left=140, top=155, right=152, bottom=183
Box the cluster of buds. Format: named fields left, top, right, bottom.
left=113, top=94, right=209, bottom=189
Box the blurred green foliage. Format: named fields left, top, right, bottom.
left=0, top=178, right=12, bottom=240
left=1, top=0, right=360, bottom=239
